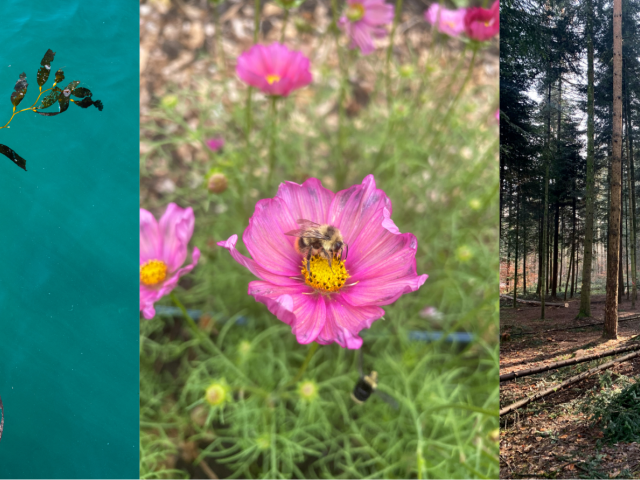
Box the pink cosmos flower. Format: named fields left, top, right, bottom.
left=206, top=137, right=224, bottom=152
left=425, top=4, right=467, bottom=38
left=140, top=203, right=201, bottom=319
left=464, top=0, right=499, bottom=41
left=495, top=109, right=500, bottom=121
left=217, top=175, right=428, bottom=349
left=338, top=0, right=394, bottom=55
left=236, top=43, right=312, bottom=97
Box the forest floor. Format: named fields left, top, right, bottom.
left=500, top=294, right=640, bottom=479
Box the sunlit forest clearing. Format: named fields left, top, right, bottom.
left=500, top=0, right=640, bottom=477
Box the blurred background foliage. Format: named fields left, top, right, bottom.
left=139, top=0, right=499, bottom=477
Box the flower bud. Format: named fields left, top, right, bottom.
left=238, top=340, right=251, bottom=356
left=399, top=64, right=415, bottom=78
left=160, top=94, right=178, bottom=109
left=205, top=381, right=229, bottom=406
left=456, top=245, right=473, bottom=262
left=207, top=173, right=228, bottom=194
left=297, top=380, right=319, bottom=402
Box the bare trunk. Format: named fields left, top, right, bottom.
left=514, top=186, right=520, bottom=307
left=625, top=64, right=637, bottom=306
left=579, top=0, right=596, bottom=317
left=604, top=0, right=623, bottom=339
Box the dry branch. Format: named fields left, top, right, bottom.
left=499, top=350, right=640, bottom=416
left=500, top=341, right=640, bottom=382
left=499, top=294, right=568, bottom=307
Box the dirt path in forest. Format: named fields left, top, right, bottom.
left=500, top=295, right=640, bottom=479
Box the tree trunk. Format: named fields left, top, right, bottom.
left=559, top=208, right=564, bottom=296
left=619, top=163, right=624, bottom=302
left=500, top=342, right=640, bottom=382
left=565, top=198, right=576, bottom=300
left=514, top=185, right=520, bottom=308
left=552, top=202, right=560, bottom=298
left=605, top=0, right=623, bottom=340
left=537, top=210, right=543, bottom=295
left=579, top=0, right=596, bottom=317
left=541, top=78, right=552, bottom=319
left=625, top=64, right=637, bottom=307
left=523, top=215, right=528, bottom=294
left=499, top=351, right=640, bottom=416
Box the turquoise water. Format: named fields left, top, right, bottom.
left=0, top=1, right=139, bottom=478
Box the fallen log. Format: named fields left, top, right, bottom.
left=499, top=350, right=640, bottom=416
left=499, top=295, right=568, bottom=308
left=500, top=341, right=640, bottom=382
left=508, top=314, right=640, bottom=337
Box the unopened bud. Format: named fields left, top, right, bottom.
left=205, top=381, right=229, bottom=406
left=297, top=380, right=319, bottom=402
left=207, top=173, right=228, bottom=194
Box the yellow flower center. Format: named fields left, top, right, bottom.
left=140, top=259, right=168, bottom=286
left=266, top=74, right=281, bottom=85
left=302, top=255, right=349, bottom=293
left=484, top=19, right=494, bottom=27
left=346, top=3, right=365, bottom=22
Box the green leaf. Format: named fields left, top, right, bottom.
left=0, top=144, right=27, bottom=170
left=10, top=73, right=28, bottom=108
left=37, top=49, right=56, bottom=87
left=40, top=49, right=55, bottom=66
left=72, top=87, right=92, bottom=98
left=72, top=96, right=104, bottom=111
left=37, top=89, right=70, bottom=116
left=38, top=87, right=61, bottom=109
left=54, top=69, right=65, bottom=85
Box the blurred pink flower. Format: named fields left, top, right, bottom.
left=206, top=137, right=224, bottom=152
left=464, top=0, right=499, bottom=41
left=495, top=109, right=500, bottom=121
left=140, top=203, right=201, bottom=319
left=424, top=4, right=466, bottom=37
left=218, top=175, right=427, bottom=349
left=338, top=0, right=394, bottom=55
left=236, top=43, right=312, bottom=97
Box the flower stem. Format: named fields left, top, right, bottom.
left=266, top=96, right=279, bottom=189
left=290, top=342, right=319, bottom=385
left=279, top=8, right=290, bottom=43
left=330, top=0, right=348, bottom=190
left=212, top=1, right=225, bottom=71
left=253, top=0, right=261, bottom=42
left=169, top=292, right=256, bottom=387
left=244, top=0, right=262, bottom=142
left=385, top=0, right=404, bottom=108
left=439, top=43, right=478, bottom=131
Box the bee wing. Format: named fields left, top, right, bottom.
left=284, top=228, right=327, bottom=239
left=375, top=390, right=399, bottom=410
left=296, top=219, right=322, bottom=229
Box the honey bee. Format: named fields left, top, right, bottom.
left=285, top=219, right=348, bottom=272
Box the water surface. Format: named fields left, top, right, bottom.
left=0, top=1, right=139, bottom=477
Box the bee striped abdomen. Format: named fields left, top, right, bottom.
left=352, top=377, right=374, bottom=402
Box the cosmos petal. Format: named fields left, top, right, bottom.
left=327, top=174, right=391, bottom=245
left=275, top=177, right=335, bottom=225
left=218, top=235, right=302, bottom=286
left=317, top=297, right=385, bottom=349
left=248, top=281, right=325, bottom=343
left=159, top=203, right=195, bottom=272
left=140, top=208, right=162, bottom=263
left=243, top=197, right=305, bottom=275
left=236, top=43, right=312, bottom=97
